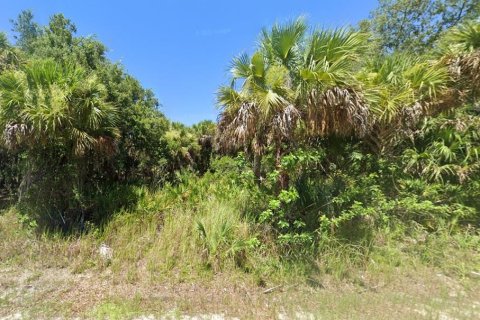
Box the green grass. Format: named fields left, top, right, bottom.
left=90, top=299, right=145, bottom=320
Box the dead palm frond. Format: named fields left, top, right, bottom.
left=306, top=87, right=370, bottom=138
left=217, top=20, right=371, bottom=154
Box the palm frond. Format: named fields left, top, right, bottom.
left=261, top=17, right=307, bottom=66
left=306, top=87, right=370, bottom=138
left=0, top=59, right=118, bottom=156
left=230, top=53, right=251, bottom=80
left=440, top=21, right=480, bottom=54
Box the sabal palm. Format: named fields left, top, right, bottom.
left=401, top=21, right=480, bottom=182
left=217, top=19, right=370, bottom=184
left=299, top=27, right=370, bottom=138
left=439, top=21, right=480, bottom=55
left=441, top=21, right=480, bottom=103
left=367, top=22, right=480, bottom=154
left=217, top=20, right=306, bottom=183
left=0, top=59, right=118, bottom=156
left=359, top=53, right=450, bottom=153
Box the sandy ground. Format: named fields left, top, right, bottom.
left=1, top=264, right=479, bottom=319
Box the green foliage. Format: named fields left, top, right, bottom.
left=10, top=10, right=41, bottom=51
left=0, top=34, right=22, bottom=72
left=403, top=111, right=480, bottom=183
left=0, top=58, right=122, bottom=228
left=367, top=0, right=480, bottom=53
left=361, top=53, right=449, bottom=121
left=259, top=187, right=309, bottom=246
left=217, top=19, right=370, bottom=186
left=0, top=7, right=479, bottom=285
left=0, top=12, right=218, bottom=228
left=0, top=59, right=118, bottom=155
left=438, top=20, right=480, bottom=54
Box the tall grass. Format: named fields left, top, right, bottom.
left=1, top=162, right=479, bottom=286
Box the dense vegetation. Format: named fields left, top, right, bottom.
left=0, top=12, right=215, bottom=228
left=1, top=0, right=479, bottom=288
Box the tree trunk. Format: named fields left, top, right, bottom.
left=275, top=144, right=289, bottom=191
left=253, top=152, right=262, bottom=185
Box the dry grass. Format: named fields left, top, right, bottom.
left=1, top=263, right=479, bottom=319
left=1, top=191, right=479, bottom=319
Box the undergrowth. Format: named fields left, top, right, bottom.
left=1, top=157, right=479, bottom=287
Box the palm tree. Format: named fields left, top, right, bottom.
left=400, top=21, right=480, bottom=183
left=217, top=20, right=304, bottom=187
left=403, top=111, right=480, bottom=183
left=439, top=21, right=480, bottom=105
left=359, top=53, right=451, bottom=154
left=0, top=33, right=21, bottom=72
left=0, top=59, right=118, bottom=156
left=439, top=20, right=480, bottom=54
left=361, top=21, right=480, bottom=156
left=0, top=59, right=118, bottom=222
left=300, top=28, right=370, bottom=138
left=217, top=19, right=370, bottom=188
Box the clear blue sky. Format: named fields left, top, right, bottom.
left=0, top=0, right=378, bottom=125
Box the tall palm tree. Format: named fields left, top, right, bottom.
left=362, top=21, right=480, bottom=155
left=217, top=18, right=305, bottom=187
left=217, top=57, right=300, bottom=186
left=300, top=28, right=370, bottom=138
left=400, top=21, right=480, bottom=183
left=217, top=19, right=370, bottom=188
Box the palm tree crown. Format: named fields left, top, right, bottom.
left=0, top=59, right=118, bottom=156
left=217, top=19, right=371, bottom=154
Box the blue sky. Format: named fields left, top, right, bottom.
left=0, top=0, right=378, bottom=125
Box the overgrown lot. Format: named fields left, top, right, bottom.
left=1, top=1, right=480, bottom=318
